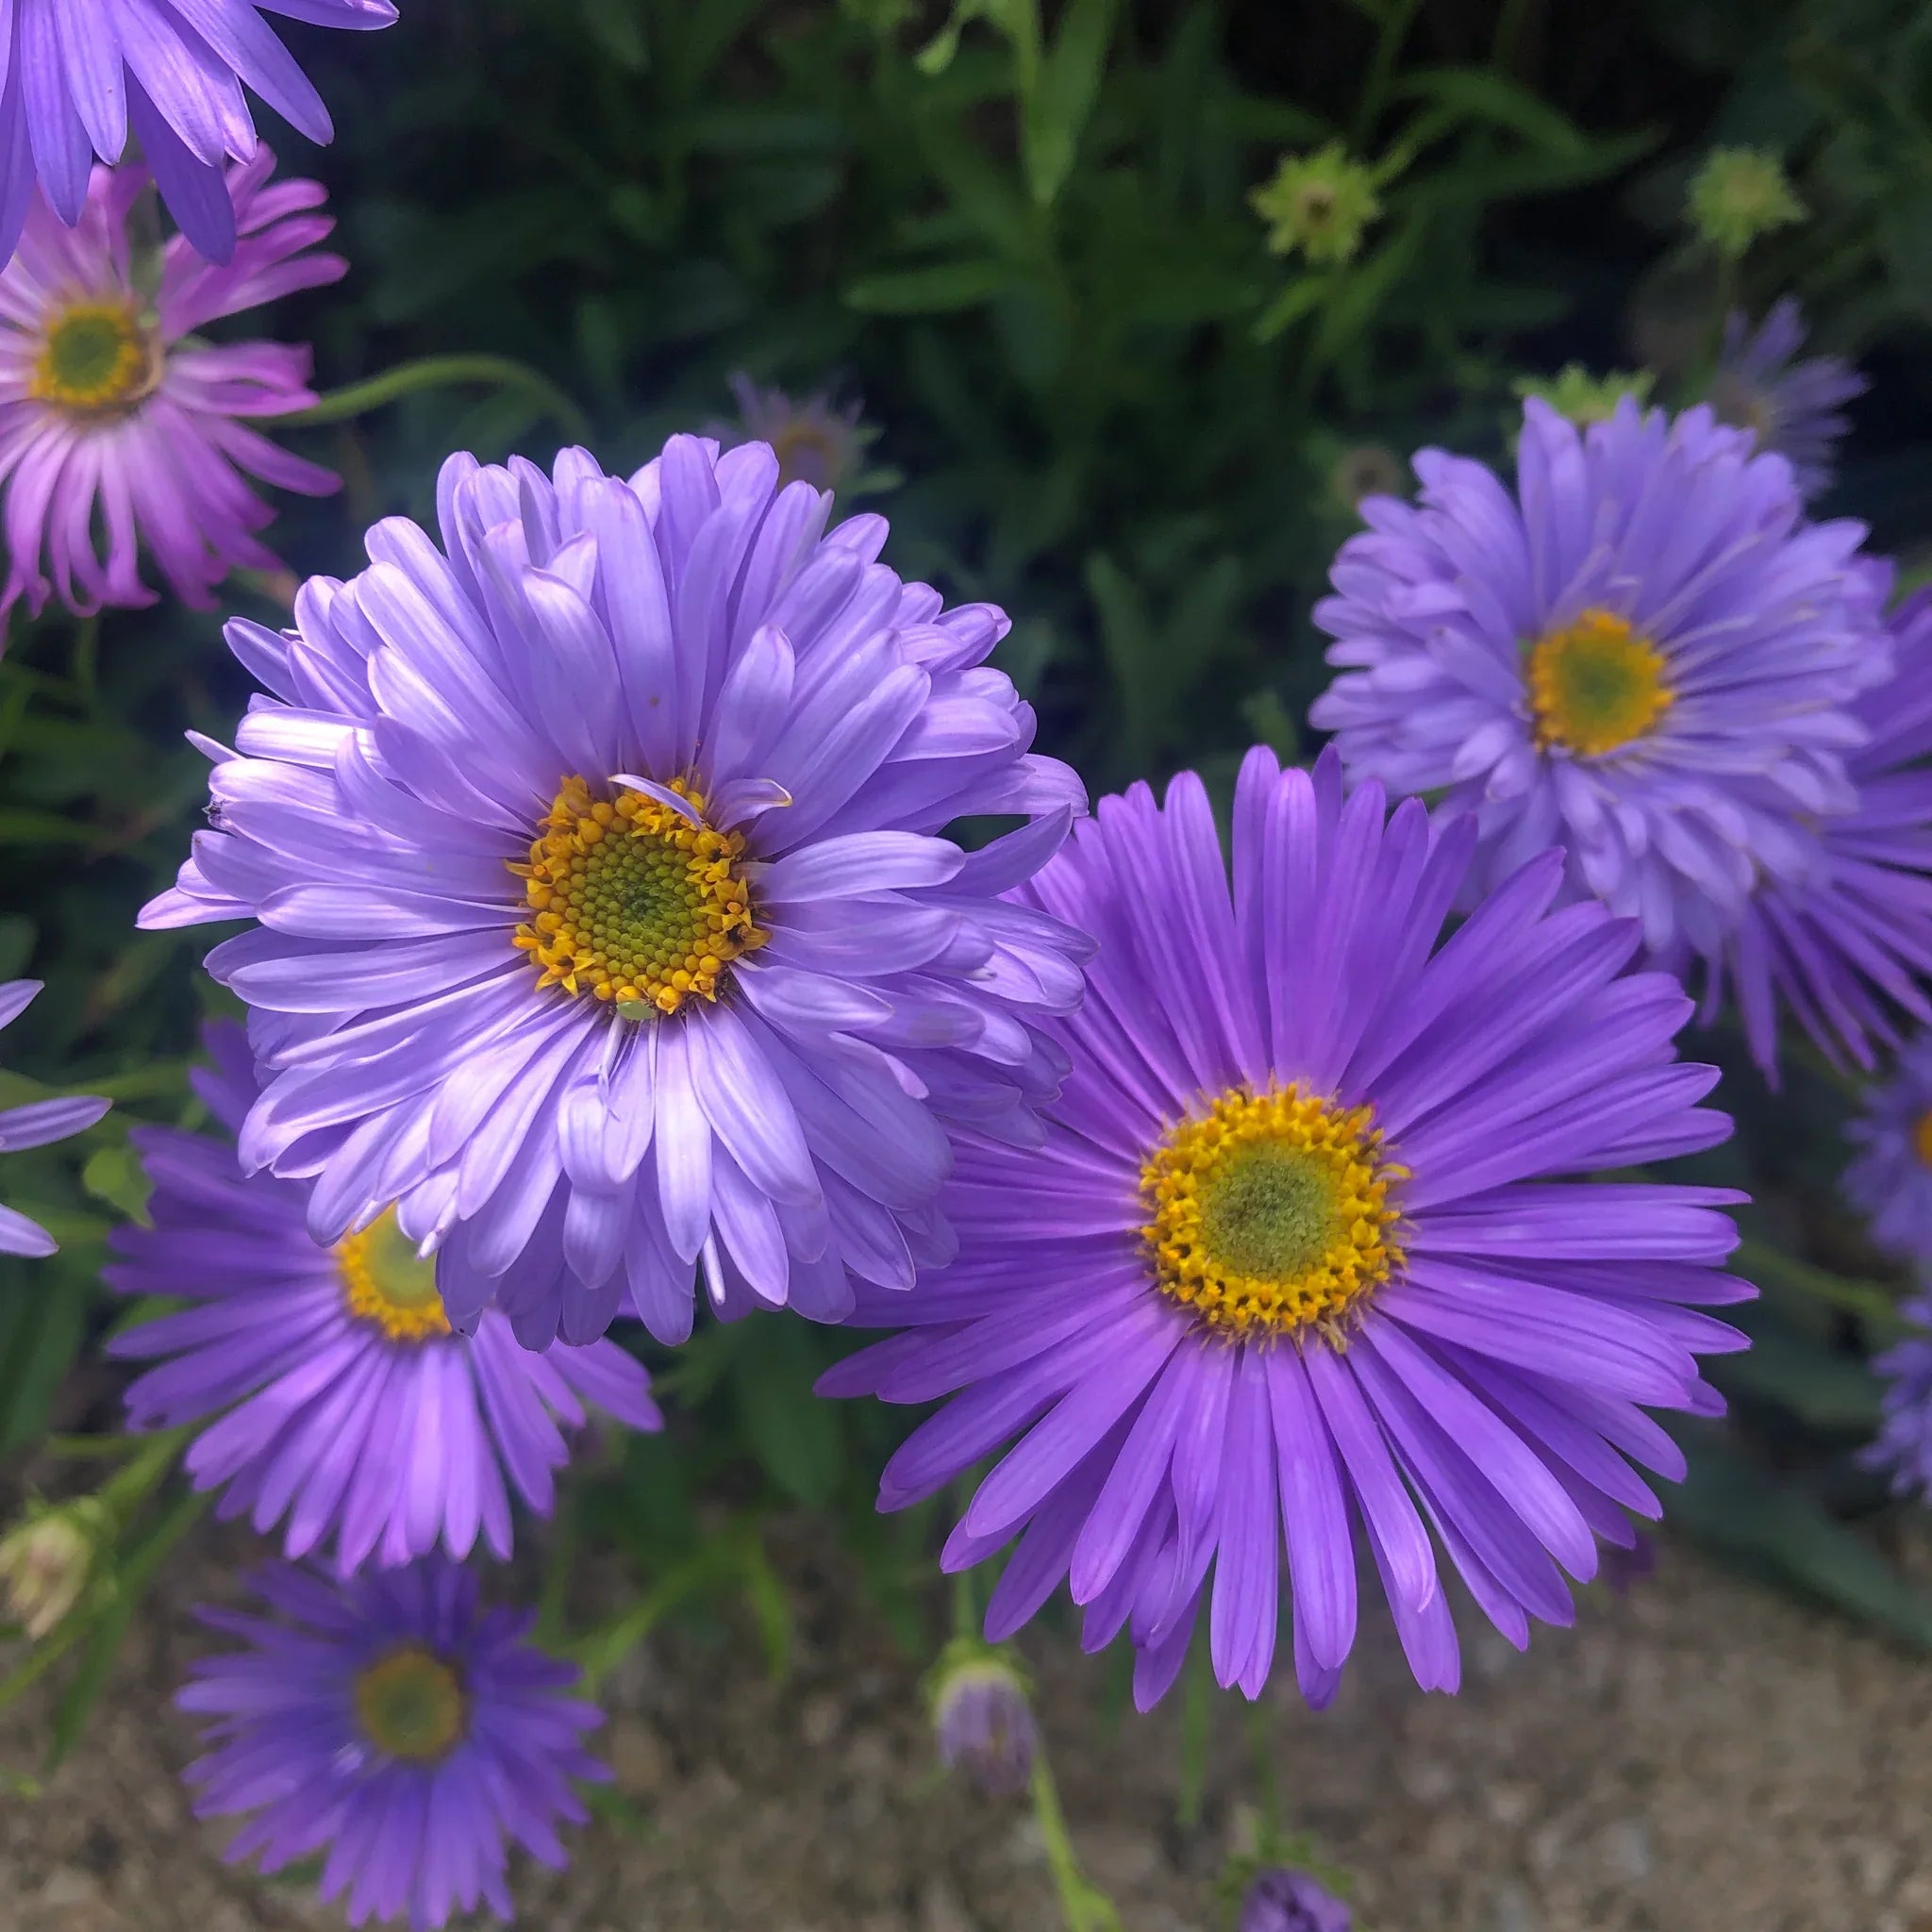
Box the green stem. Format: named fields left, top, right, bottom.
left=1351, top=0, right=1422, bottom=149
left=98, top=1427, right=190, bottom=1523
left=535, top=1485, right=578, bottom=1645
left=1029, top=1747, right=1123, bottom=1932
left=70, top=616, right=97, bottom=704
left=282, top=356, right=591, bottom=441
left=1175, top=1625, right=1214, bottom=1833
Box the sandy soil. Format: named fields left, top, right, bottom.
left=3, top=1525, right=1930, bottom=1932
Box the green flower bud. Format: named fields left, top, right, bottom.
left=1514, top=365, right=1655, bottom=429
left=1250, top=143, right=1381, bottom=268
left=1687, top=148, right=1805, bottom=260
left=0, top=1499, right=108, bottom=1642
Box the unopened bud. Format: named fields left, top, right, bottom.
left=1238, top=1868, right=1354, bottom=1932
left=0, top=1501, right=108, bottom=1641
left=1687, top=147, right=1805, bottom=260
left=1250, top=144, right=1381, bottom=268
left=931, top=1652, right=1036, bottom=1796
left=1514, top=365, right=1654, bottom=430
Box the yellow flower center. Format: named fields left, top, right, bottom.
left=336, top=1208, right=450, bottom=1344
left=1140, top=1085, right=1403, bottom=1340
left=511, top=774, right=764, bottom=1015
left=352, top=1645, right=467, bottom=1762
left=30, top=299, right=157, bottom=413
left=1525, top=608, right=1675, bottom=758
left=1914, top=1111, right=1932, bottom=1171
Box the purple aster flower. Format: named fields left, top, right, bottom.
left=1711, top=299, right=1866, bottom=499
left=105, top=1022, right=659, bottom=1572
left=140, top=438, right=1089, bottom=1349
left=1310, top=397, right=1889, bottom=965
left=1844, top=1034, right=1932, bottom=1269
left=0, top=978, right=108, bottom=1256
left=931, top=1649, right=1036, bottom=1795
left=823, top=751, right=1751, bottom=1711
left=1702, top=585, right=1932, bottom=1081
left=179, top=1557, right=606, bottom=1930
left=0, top=0, right=395, bottom=270
left=1865, top=1293, right=1932, bottom=1500
left=0, top=151, right=342, bottom=622
left=1238, top=1869, right=1353, bottom=1932
left=712, top=372, right=871, bottom=493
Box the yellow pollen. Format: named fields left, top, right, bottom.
left=29, top=299, right=157, bottom=413
left=1525, top=608, right=1675, bottom=758
left=1915, top=1111, right=1932, bottom=1171
left=1140, top=1085, right=1404, bottom=1341
left=352, top=1645, right=467, bottom=1762
left=336, top=1208, right=450, bottom=1344
left=511, top=774, right=764, bottom=1015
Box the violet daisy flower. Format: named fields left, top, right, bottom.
left=823, top=751, right=1751, bottom=1711
left=0, top=152, right=342, bottom=623
left=0, top=979, right=108, bottom=1257
left=1711, top=299, right=1866, bottom=500
left=1865, top=1293, right=1932, bottom=1501
left=1844, top=1034, right=1932, bottom=1269
left=105, top=1022, right=659, bottom=1572
left=1310, top=397, right=1889, bottom=964
left=180, top=1557, right=606, bottom=1931
left=930, top=1648, right=1036, bottom=1795
left=140, top=439, right=1089, bottom=1348
left=0, top=0, right=395, bottom=269
left=1703, top=586, right=1932, bottom=1081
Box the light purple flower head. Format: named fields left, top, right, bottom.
left=141, top=438, right=1090, bottom=1349
left=715, top=372, right=870, bottom=493
left=1704, top=586, right=1932, bottom=1082
left=0, top=0, right=396, bottom=269
left=0, top=152, right=342, bottom=622
left=1238, top=1869, right=1353, bottom=1932
left=1865, top=1293, right=1932, bottom=1501
left=1712, top=298, right=1866, bottom=499
left=1844, top=1035, right=1932, bottom=1269
left=932, top=1652, right=1036, bottom=1795
left=0, top=978, right=108, bottom=1256
left=106, top=1022, right=659, bottom=1572
left=179, top=1557, right=606, bottom=1931
left=823, top=751, right=1751, bottom=1711
left=1310, top=397, right=1890, bottom=965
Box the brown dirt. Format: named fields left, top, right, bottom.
left=3, top=1524, right=1930, bottom=1932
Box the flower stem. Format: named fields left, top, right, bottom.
left=283, top=355, right=591, bottom=441
left=1029, top=1746, right=1123, bottom=1932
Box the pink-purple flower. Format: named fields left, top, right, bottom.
left=0, top=978, right=107, bottom=1257
left=0, top=152, right=341, bottom=623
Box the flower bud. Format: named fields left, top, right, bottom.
left=931, top=1652, right=1036, bottom=1796
left=1250, top=144, right=1381, bottom=267
left=1237, top=1868, right=1353, bottom=1932
left=1514, top=365, right=1654, bottom=429
left=0, top=1500, right=108, bottom=1642
left=1687, top=148, right=1805, bottom=259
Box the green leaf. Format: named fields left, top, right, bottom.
left=578, top=0, right=648, bottom=71
left=1714, top=1324, right=1882, bottom=1432
left=1022, top=0, right=1118, bottom=207
left=843, top=258, right=1017, bottom=314
left=1390, top=66, right=1591, bottom=155
left=1674, top=1432, right=1932, bottom=1650
left=80, top=1142, right=149, bottom=1224
left=733, top=1322, right=843, bottom=1510
left=1253, top=273, right=1333, bottom=343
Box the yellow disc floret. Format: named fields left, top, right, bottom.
left=1141, top=1085, right=1403, bottom=1340
left=353, top=1645, right=467, bottom=1761
left=1525, top=608, right=1674, bottom=758
left=512, top=774, right=764, bottom=1014
left=30, top=299, right=157, bottom=413
left=336, top=1208, right=451, bottom=1344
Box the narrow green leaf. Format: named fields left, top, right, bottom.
left=1022, top=0, right=1118, bottom=207
left=843, top=258, right=1016, bottom=314
left=733, top=1324, right=842, bottom=1510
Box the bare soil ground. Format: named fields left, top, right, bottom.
left=3, top=1525, right=1930, bottom=1932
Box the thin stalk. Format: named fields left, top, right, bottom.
left=1029, top=1747, right=1123, bottom=1932
left=283, top=355, right=591, bottom=441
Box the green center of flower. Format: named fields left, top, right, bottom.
left=512, top=774, right=765, bottom=1014
left=1526, top=608, right=1674, bottom=758
left=352, top=1645, right=467, bottom=1762
left=32, top=301, right=154, bottom=412
left=1141, top=1086, right=1402, bottom=1338
left=336, top=1209, right=449, bottom=1343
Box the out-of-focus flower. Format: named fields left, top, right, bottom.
left=1845, top=1034, right=1932, bottom=1270
left=1710, top=299, right=1866, bottom=499
left=1238, top=1868, right=1353, bottom=1932
left=106, top=1023, right=660, bottom=1573
left=180, top=1558, right=607, bottom=1929
left=1701, top=585, right=1932, bottom=1084
left=0, top=154, right=342, bottom=623
left=1251, top=143, right=1381, bottom=266
left=824, top=752, right=1750, bottom=1711
left=0, top=1498, right=108, bottom=1641
left=0, top=0, right=396, bottom=268
left=930, top=1645, right=1036, bottom=1795
left=141, top=439, right=1090, bottom=1349
left=1866, top=1293, right=1932, bottom=1501
left=1326, top=443, right=1407, bottom=514
left=1687, top=147, right=1805, bottom=259
left=0, top=980, right=108, bottom=1257
left=1311, top=397, right=1888, bottom=966
left=1513, top=364, right=1654, bottom=428
left=714, top=374, right=872, bottom=493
